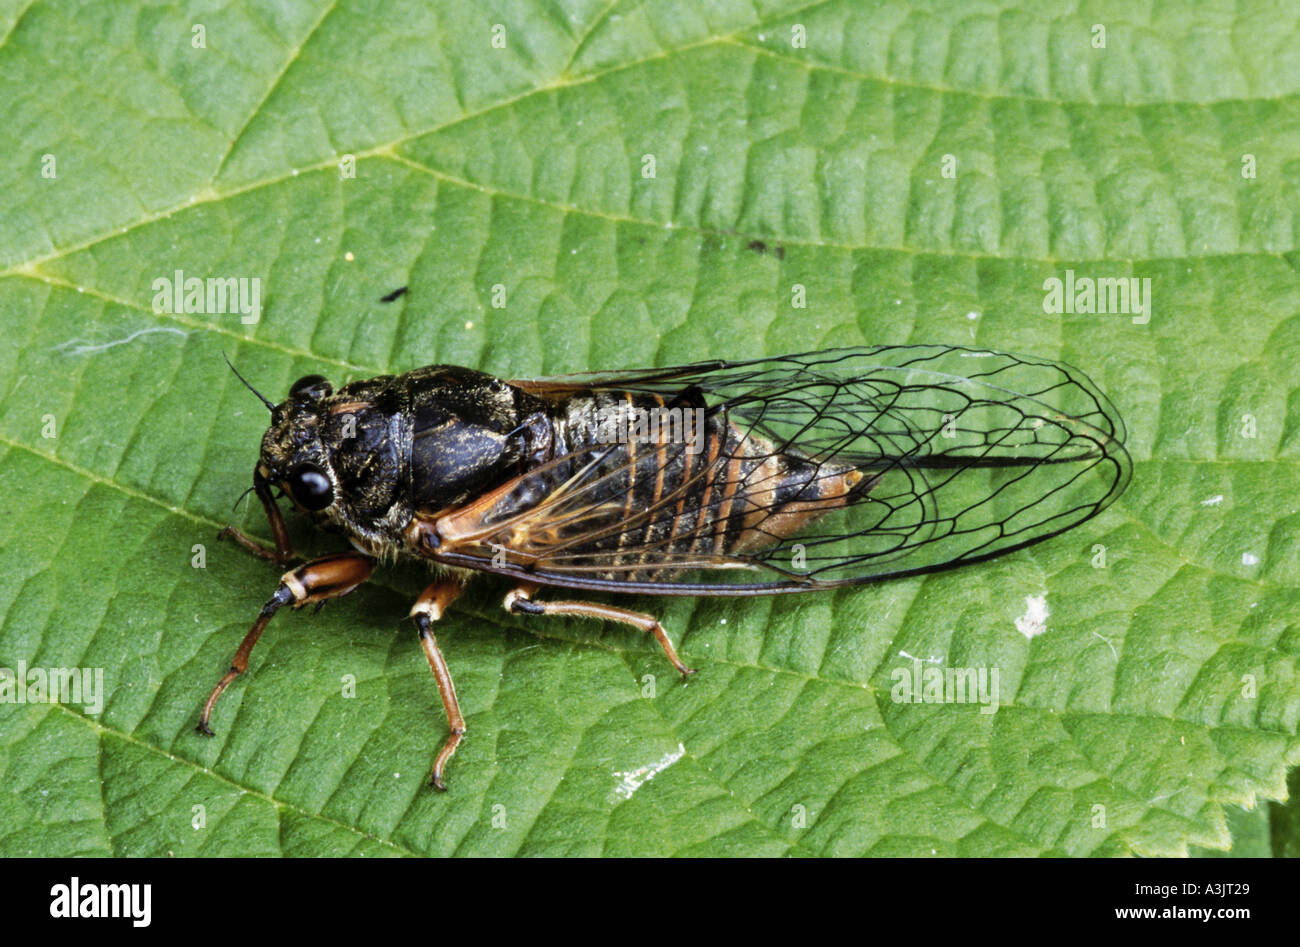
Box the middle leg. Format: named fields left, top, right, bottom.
left=410, top=579, right=467, bottom=790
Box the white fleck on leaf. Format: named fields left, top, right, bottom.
left=611, top=744, right=686, bottom=802
left=1014, top=595, right=1050, bottom=639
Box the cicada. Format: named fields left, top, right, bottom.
left=201, top=345, right=1131, bottom=788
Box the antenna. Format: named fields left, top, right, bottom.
left=222, top=352, right=276, bottom=411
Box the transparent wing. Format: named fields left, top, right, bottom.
left=427, top=345, right=1131, bottom=595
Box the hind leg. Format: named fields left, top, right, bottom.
left=503, top=582, right=695, bottom=677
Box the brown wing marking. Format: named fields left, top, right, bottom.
left=710, top=425, right=750, bottom=558
left=408, top=422, right=867, bottom=583
left=405, top=443, right=646, bottom=562
left=679, top=422, right=723, bottom=559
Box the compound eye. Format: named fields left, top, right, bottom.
left=287, top=463, right=333, bottom=511
left=289, top=374, right=333, bottom=401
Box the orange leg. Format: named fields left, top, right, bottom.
left=503, top=582, right=696, bottom=677
left=196, top=551, right=374, bottom=735
left=409, top=580, right=466, bottom=790
left=218, top=466, right=297, bottom=568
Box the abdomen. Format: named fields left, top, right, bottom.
left=529, top=389, right=864, bottom=581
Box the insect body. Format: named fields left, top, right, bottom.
left=202, top=346, right=1131, bottom=788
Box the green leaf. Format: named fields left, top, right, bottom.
left=2, top=0, right=1298, bottom=857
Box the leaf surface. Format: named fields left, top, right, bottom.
left=2, top=0, right=1298, bottom=857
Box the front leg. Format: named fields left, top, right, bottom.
left=196, top=551, right=374, bottom=735
left=218, top=466, right=297, bottom=569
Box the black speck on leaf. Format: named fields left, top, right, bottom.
left=380, top=286, right=408, bottom=303
left=746, top=240, right=785, bottom=259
